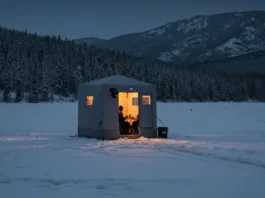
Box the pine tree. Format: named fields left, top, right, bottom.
left=15, top=62, right=23, bottom=102
left=171, top=78, right=177, bottom=101
left=0, top=52, right=4, bottom=90
left=161, top=80, right=170, bottom=102
left=40, top=66, right=49, bottom=102
left=29, top=79, right=39, bottom=103
left=112, top=61, right=120, bottom=75
left=3, top=70, right=11, bottom=102
left=54, top=58, right=64, bottom=95
left=15, top=79, right=22, bottom=102
left=73, top=65, right=82, bottom=98
left=2, top=52, right=11, bottom=102
left=28, top=65, right=39, bottom=103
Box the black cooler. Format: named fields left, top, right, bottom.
left=158, top=127, right=168, bottom=138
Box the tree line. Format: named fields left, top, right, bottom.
left=0, top=26, right=265, bottom=103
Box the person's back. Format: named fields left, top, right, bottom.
left=119, top=111, right=125, bottom=123
left=118, top=105, right=130, bottom=133
left=118, top=106, right=126, bottom=123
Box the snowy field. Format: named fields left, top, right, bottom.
left=1, top=102, right=265, bottom=198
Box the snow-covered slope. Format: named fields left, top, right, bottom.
left=191, top=49, right=265, bottom=73
left=1, top=102, right=265, bottom=198
left=79, top=11, right=265, bottom=63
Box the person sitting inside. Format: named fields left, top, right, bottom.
left=132, top=114, right=139, bottom=133
left=118, top=106, right=130, bottom=134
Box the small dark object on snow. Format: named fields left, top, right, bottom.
left=158, top=127, right=168, bottom=138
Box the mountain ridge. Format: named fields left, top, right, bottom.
left=74, top=37, right=106, bottom=45
left=75, top=10, right=265, bottom=64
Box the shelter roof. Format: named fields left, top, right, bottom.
left=82, top=75, right=153, bottom=86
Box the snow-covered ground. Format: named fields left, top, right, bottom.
left=0, top=102, right=265, bottom=198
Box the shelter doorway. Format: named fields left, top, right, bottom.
left=118, top=92, right=139, bottom=135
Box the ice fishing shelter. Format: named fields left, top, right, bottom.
left=77, top=75, right=157, bottom=140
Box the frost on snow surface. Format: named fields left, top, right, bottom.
left=1, top=102, right=265, bottom=198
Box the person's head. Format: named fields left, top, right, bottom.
left=118, top=106, right=123, bottom=113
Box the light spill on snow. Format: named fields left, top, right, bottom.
left=108, top=138, right=265, bottom=169
left=1, top=102, right=265, bottom=198
left=0, top=136, right=50, bottom=142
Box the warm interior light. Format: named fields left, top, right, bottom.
left=142, top=95, right=151, bottom=105
left=118, top=92, right=139, bottom=119
left=86, top=96, right=93, bottom=105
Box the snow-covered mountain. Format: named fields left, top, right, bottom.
left=189, top=49, right=265, bottom=73
left=77, top=11, right=265, bottom=63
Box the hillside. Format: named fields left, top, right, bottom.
left=76, top=11, right=265, bottom=64
left=74, top=37, right=106, bottom=45
left=188, top=49, right=265, bottom=73
left=0, top=26, right=265, bottom=103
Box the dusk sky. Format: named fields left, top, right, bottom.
left=0, top=0, right=265, bottom=39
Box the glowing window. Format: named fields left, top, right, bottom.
left=142, top=95, right=151, bottom=105
left=86, top=96, right=93, bottom=105
left=132, top=97, right=138, bottom=106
